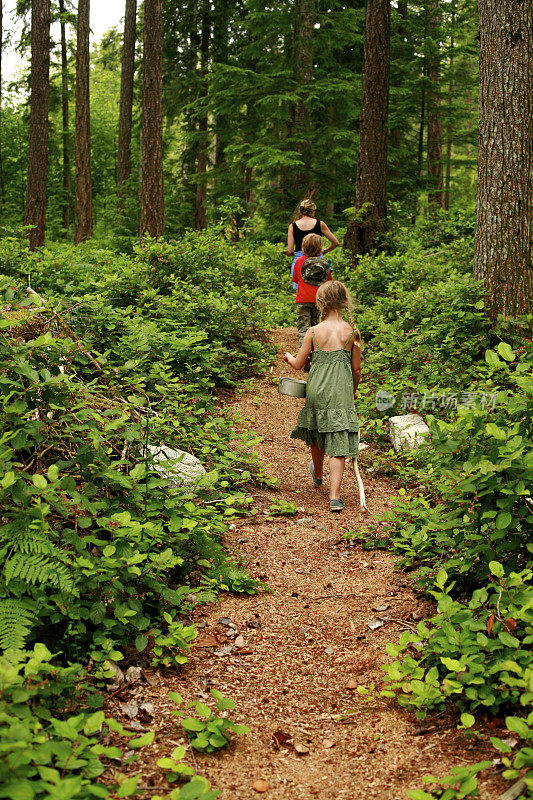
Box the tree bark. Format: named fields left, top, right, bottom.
left=140, top=0, right=164, bottom=239
left=117, top=0, right=137, bottom=206
left=427, top=0, right=445, bottom=210
left=473, top=0, right=533, bottom=320
left=74, top=0, right=93, bottom=244
left=344, top=0, right=391, bottom=258
left=292, top=0, right=315, bottom=198
left=0, top=0, right=4, bottom=210
left=388, top=0, right=408, bottom=180
left=194, top=7, right=210, bottom=231
left=59, top=0, right=71, bottom=237
left=24, top=0, right=51, bottom=250
left=212, top=0, right=228, bottom=204
left=444, top=19, right=454, bottom=211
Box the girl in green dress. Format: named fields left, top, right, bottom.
left=283, top=281, right=361, bottom=512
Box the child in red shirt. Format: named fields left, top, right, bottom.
left=293, top=233, right=333, bottom=346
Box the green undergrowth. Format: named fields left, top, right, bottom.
left=0, top=229, right=281, bottom=797
left=307, top=211, right=533, bottom=798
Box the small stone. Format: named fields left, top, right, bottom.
left=247, top=615, right=262, bottom=629
left=252, top=779, right=270, bottom=793
left=185, top=593, right=198, bottom=607
left=121, top=700, right=139, bottom=719
left=294, top=741, right=310, bottom=754
left=325, top=646, right=334, bottom=655
left=234, top=635, right=246, bottom=648
left=126, top=667, right=142, bottom=683
left=214, top=646, right=233, bottom=657
left=345, top=678, right=358, bottom=689
left=297, top=516, right=320, bottom=528
left=238, top=537, right=249, bottom=544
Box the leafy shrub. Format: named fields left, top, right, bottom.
left=381, top=341, right=532, bottom=586
left=168, top=689, right=250, bottom=753
left=382, top=567, right=532, bottom=716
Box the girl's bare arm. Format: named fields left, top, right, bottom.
left=284, top=328, right=313, bottom=370
left=320, top=221, right=340, bottom=254
left=285, top=225, right=295, bottom=256
left=351, top=334, right=361, bottom=394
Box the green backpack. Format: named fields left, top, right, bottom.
left=300, top=257, right=331, bottom=286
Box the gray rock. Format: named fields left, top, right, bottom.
left=124, top=665, right=142, bottom=684
left=389, top=414, right=430, bottom=451
left=147, top=445, right=208, bottom=488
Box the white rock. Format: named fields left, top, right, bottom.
left=389, top=414, right=430, bottom=451
left=147, top=444, right=207, bottom=487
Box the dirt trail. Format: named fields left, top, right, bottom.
left=124, top=329, right=504, bottom=800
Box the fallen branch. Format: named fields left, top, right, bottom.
left=495, top=780, right=528, bottom=800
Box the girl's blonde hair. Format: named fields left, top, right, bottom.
left=316, top=280, right=360, bottom=342
left=302, top=233, right=322, bottom=256
left=298, top=198, right=317, bottom=218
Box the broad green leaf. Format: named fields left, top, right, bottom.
left=495, top=511, right=512, bottom=530
left=505, top=716, right=530, bottom=737
left=181, top=717, right=205, bottom=732
left=489, top=561, right=504, bottom=578
left=485, top=349, right=501, bottom=367
left=116, top=776, right=139, bottom=798
left=32, top=473, right=47, bottom=489
left=84, top=710, right=105, bottom=735
left=497, top=342, right=515, bottom=362
left=485, top=423, right=506, bottom=439
left=129, top=731, right=155, bottom=748
left=460, top=713, right=475, bottom=728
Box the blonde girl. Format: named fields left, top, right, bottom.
left=283, top=281, right=361, bottom=512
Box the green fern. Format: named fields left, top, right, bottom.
left=1, top=520, right=73, bottom=592
left=4, top=553, right=73, bottom=592
left=0, top=600, right=33, bottom=652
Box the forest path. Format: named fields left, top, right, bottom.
left=131, top=328, right=500, bottom=800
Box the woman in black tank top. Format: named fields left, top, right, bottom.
left=285, top=198, right=340, bottom=288
left=292, top=217, right=322, bottom=252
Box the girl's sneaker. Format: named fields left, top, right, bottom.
left=330, top=498, right=345, bottom=512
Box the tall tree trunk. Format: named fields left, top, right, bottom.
left=24, top=0, right=51, bottom=250
left=412, top=8, right=428, bottom=222
left=388, top=0, right=408, bottom=179
left=325, top=102, right=336, bottom=218
left=74, top=0, right=93, bottom=244
left=444, top=19, right=454, bottom=211
left=59, top=0, right=70, bottom=237
left=427, top=0, right=445, bottom=210
left=0, top=0, right=4, bottom=210
left=117, top=0, right=137, bottom=207
left=140, top=0, right=164, bottom=239
left=212, top=0, right=228, bottom=204
left=473, top=0, right=533, bottom=320
left=194, top=7, right=209, bottom=231
left=291, top=0, right=315, bottom=199
left=344, top=0, right=391, bottom=258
